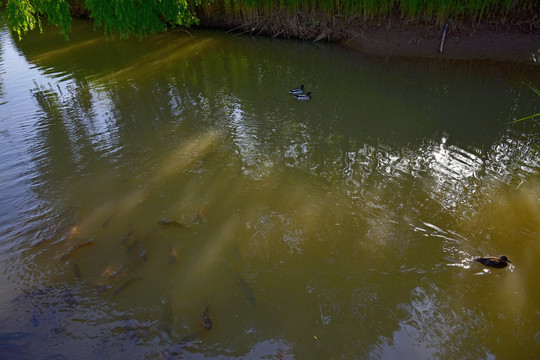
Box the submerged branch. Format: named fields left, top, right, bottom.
left=439, top=22, right=449, bottom=53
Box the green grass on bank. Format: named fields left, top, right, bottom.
left=207, top=0, right=538, bottom=23
left=2, top=0, right=538, bottom=40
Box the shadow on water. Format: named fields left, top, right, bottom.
left=1, top=16, right=539, bottom=359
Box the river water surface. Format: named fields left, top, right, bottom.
left=0, top=16, right=539, bottom=359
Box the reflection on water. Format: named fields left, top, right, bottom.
left=0, top=16, right=539, bottom=359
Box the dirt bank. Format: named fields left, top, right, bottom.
left=197, top=4, right=539, bottom=65
left=63, top=1, right=540, bottom=64
left=343, top=22, right=539, bottom=64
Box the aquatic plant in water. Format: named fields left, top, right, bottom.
left=506, top=83, right=540, bottom=124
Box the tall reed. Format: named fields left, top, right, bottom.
left=196, top=0, right=538, bottom=40
left=202, top=0, right=534, bottom=23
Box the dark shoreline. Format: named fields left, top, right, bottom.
left=7, top=1, right=540, bottom=65
left=196, top=8, right=539, bottom=65
left=341, top=22, right=539, bottom=65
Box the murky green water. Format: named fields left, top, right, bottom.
left=1, top=16, right=539, bottom=359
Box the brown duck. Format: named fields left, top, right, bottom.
left=475, top=256, right=511, bottom=268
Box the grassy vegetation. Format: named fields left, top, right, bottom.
left=201, top=0, right=538, bottom=22
left=196, top=0, right=539, bottom=40
left=2, top=0, right=538, bottom=39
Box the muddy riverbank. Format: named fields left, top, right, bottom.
left=196, top=6, right=539, bottom=65
left=342, top=21, right=539, bottom=64
left=8, top=1, right=540, bottom=64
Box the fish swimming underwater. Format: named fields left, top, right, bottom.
left=169, top=245, right=177, bottom=265
left=112, top=277, right=143, bottom=296
left=201, top=306, right=212, bottom=330
left=157, top=219, right=185, bottom=228
left=59, top=239, right=95, bottom=261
